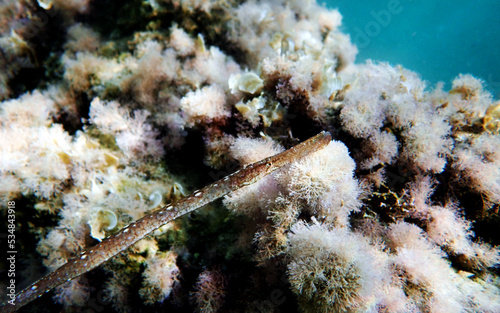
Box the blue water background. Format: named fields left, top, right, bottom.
left=325, top=0, right=500, bottom=98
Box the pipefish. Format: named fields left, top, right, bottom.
left=2, top=131, right=332, bottom=312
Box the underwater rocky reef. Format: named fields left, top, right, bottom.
left=0, top=0, right=499, bottom=312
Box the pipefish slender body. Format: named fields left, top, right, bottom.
left=2, top=131, right=331, bottom=312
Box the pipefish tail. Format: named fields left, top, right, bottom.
left=2, top=131, right=331, bottom=312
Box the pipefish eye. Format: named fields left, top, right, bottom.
left=264, top=161, right=273, bottom=170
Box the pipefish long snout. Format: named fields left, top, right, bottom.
left=2, top=131, right=332, bottom=312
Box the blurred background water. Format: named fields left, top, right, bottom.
left=326, top=0, right=500, bottom=98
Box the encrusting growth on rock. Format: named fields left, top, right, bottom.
left=0, top=0, right=499, bottom=312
